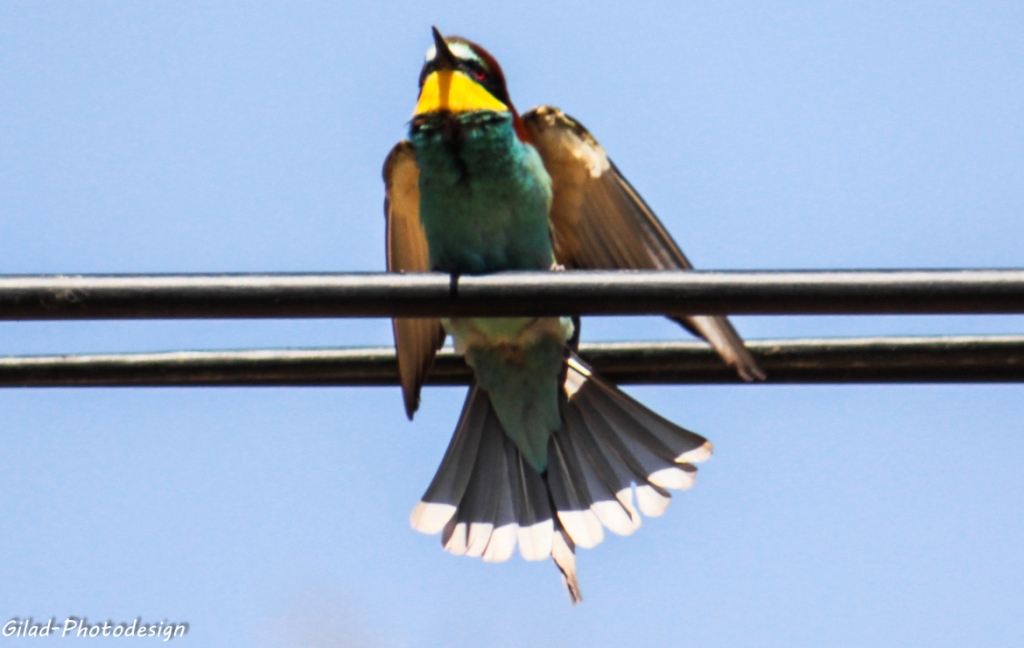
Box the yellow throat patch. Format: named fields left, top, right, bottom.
left=414, top=70, right=509, bottom=115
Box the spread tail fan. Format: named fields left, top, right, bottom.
left=410, top=353, right=712, bottom=604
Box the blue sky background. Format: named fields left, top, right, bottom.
left=2, top=2, right=1022, bottom=646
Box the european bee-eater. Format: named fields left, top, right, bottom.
left=384, top=28, right=762, bottom=603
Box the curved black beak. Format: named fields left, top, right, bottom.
left=431, top=26, right=458, bottom=71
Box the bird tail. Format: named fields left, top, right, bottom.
left=410, top=353, right=712, bottom=604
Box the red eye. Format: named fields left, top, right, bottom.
left=473, top=69, right=486, bottom=81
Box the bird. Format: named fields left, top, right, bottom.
left=383, top=27, right=763, bottom=603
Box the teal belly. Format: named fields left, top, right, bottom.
left=412, top=111, right=554, bottom=274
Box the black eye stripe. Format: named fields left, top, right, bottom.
left=460, top=60, right=486, bottom=75
left=418, top=58, right=486, bottom=88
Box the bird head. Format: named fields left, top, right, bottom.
left=414, top=27, right=529, bottom=140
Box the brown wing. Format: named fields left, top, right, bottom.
left=523, top=106, right=765, bottom=381
left=384, top=140, right=447, bottom=418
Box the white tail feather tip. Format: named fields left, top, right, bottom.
left=648, top=466, right=697, bottom=491
left=517, top=519, right=554, bottom=561
left=465, top=522, right=494, bottom=558
left=676, top=441, right=713, bottom=464
left=636, top=485, right=672, bottom=517
left=482, top=524, right=518, bottom=563
left=557, top=509, right=605, bottom=549
left=444, top=521, right=468, bottom=555
left=410, top=501, right=457, bottom=535
left=615, top=488, right=643, bottom=531
left=590, top=499, right=637, bottom=537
